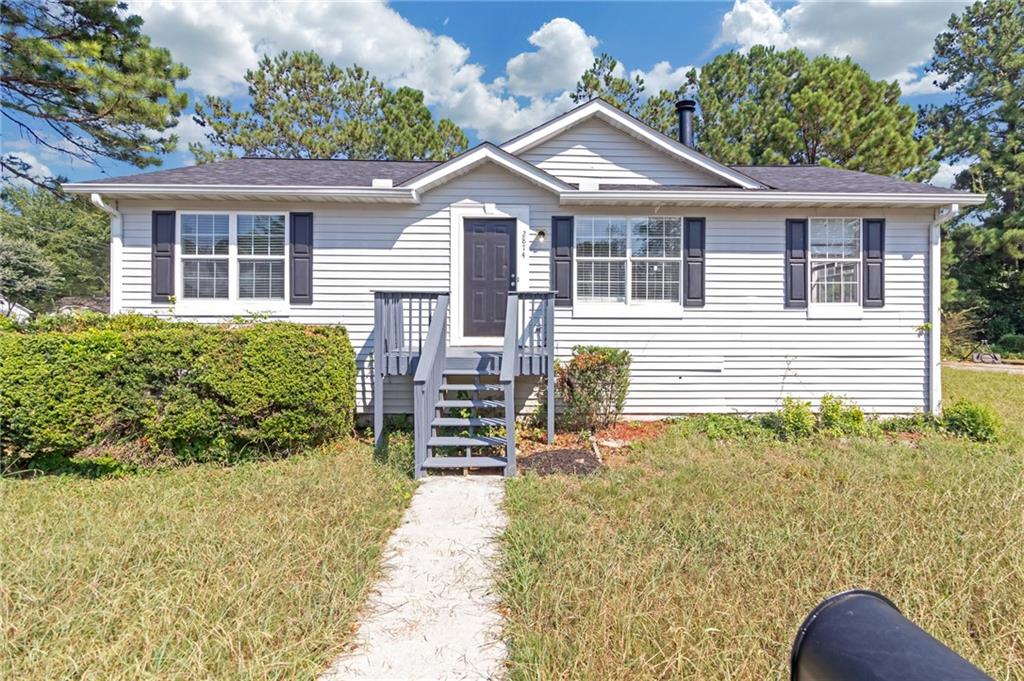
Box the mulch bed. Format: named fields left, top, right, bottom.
left=516, top=419, right=671, bottom=476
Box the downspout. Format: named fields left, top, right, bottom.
left=928, top=203, right=959, bottom=415
left=91, top=194, right=122, bottom=314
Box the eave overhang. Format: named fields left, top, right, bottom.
left=61, top=183, right=420, bottom=203
left=559, top=190, right=988, bottom=208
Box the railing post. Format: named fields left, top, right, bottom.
left=373, top=293, right=385, bottom=451
left=545, top=295, right=555, bottom=444
left=504, top=380, right=516, bottom=476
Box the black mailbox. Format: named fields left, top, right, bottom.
left=791, top=590, right=992, bottom=681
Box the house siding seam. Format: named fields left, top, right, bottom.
left=114, top=162, right=932, bottom=416
left=518, top=117, right=731, bottom=187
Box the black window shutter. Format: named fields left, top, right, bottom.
left=151, top=211, right=175, bottom=303
left=683, top=217, right=706, bottom=307
left=551, top=215, right=574, bottom=308
left=785, top=219, right=808, bottom=308
left=863, top=218, right=885, bottom=308
left=290, top=212, right=314, bottom=305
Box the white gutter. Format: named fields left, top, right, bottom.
left=65, top=183, right=419, bottom=203
left=91, top=194, right=122, bottom=314
left=561, top=190, right=987, bottom=207
left=928, top=203, right=960, bottom=415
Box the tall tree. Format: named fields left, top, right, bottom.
left=191, top=51, right=468, bottom=162
left=687, top=47, right=936, bottom=180
left=0, top=234, right=62, bottom=312
left=571, top=54, right=645, bottom=116
left=1, top=187, right=109, bottom=309
left=920, top=0, right=1024, bottom=339
left=1, top=0, right=189, bottom=191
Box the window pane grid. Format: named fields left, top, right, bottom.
left=239, top=260, right=285, bottom=299
left=809, top=217, right=861, bottom=304
left=181, top=214, right=228, bottom=256
left=238, top=214, right=285, bottom=256
left=183, top=259, right=229, bottom=299
left=575, top=216, right=683, bottom=304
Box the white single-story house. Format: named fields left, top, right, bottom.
left=65, top=99, right=985, bottom=476
left=0, top=295, right=33, bottom=323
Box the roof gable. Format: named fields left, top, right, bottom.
left=399, top=143, right=572, bottom=195
left=500, top=99, right=765, bottom=190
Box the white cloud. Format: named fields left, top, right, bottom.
left=506, top=19, right=597, bottom=98
left=931, top=160, right=970, bottom=188
left=2, top=152, right=54, bottom=187
left=631, top=61, right=694, bottom=95
left=717, top=0, right=967, bottom=92
left=130, top=1, right=587, bottom=142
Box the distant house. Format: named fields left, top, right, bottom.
left=65, top=99, right=985, bottom=476
left=0, top=295, right=32, bottom=323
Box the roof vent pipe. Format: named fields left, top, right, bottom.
left=675, top=99, right=696, bottom=147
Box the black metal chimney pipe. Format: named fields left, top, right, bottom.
left=675, top=99, right=696, bottom=147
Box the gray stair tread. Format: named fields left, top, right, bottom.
left=432, top=416, right=505, bottom=427
left=437, top=399, right=504, bottom=409
left=422, top=456, right=508, bottom=469
left=428, top=435, right=505, bottom=448
left=441, top=382, right=503, bottom=391
left=442, top=369, right=499, bottom=376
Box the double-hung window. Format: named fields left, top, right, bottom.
left=179, top=212, right=287, bottom=303
left=809, top=217, right=861, bottom=304
left=575, top=216, right=683, bottom=304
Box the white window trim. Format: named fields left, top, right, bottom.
left=174, top=211, right=290, bottom=315
left=806, top=216, right=864, bottom=319
left=572, top=215, right=686, bottom=319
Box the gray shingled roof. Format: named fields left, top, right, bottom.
left=82, top=157, right=440, bottom=187
left=732, top=165, right=958, bottom=195
left=74, top=156, right=963, bottom=195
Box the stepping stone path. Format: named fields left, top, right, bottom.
left=320, top=477, right=507, bottom=680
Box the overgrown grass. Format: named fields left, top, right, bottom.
left=0, top=442, right=414, bottom=680
left=500, top=369, right=1024, bottom=680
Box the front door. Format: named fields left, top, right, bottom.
left=464, top=219, right=516, bottom=338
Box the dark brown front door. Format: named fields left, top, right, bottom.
left=464, top=219, right=516, bottom=337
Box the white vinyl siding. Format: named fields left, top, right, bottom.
left=113, top=163, right=933, bottom=416
left=519, top=117, right=731, bottom=187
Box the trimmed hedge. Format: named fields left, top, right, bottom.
left=0, top=317, right=356, bottom=462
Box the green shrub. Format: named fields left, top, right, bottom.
left=941, top=399, right=1000, bottom=442
left=761, top=397, right=815, bottom=441
left=881, top=412, right=937, bottom=434
left=678, top=413, right=772, bottom=441
left=0, top=319, right=356, bottom=462
left=0, top=315, right=21, bottom=332
left=818, top=393, right=866, bottom=435
left=996, top=333, right=1024, bottom=355
left=555, top=345, right=631, bottom=430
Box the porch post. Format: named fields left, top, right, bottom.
left=545, top=295, right=555, bottom=444
left=373, top=294, right=384, bottom=450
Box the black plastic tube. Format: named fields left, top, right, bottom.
left=791, top=590, right=992, bottom=681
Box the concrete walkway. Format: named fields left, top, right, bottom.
left=320, top=477, right=507, bottom=681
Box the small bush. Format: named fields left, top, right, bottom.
left=996, top=333, right=1024, bottom=355
left=941, top=399, right=1000, bottom=442
left=556, top=345, right=631, bottom=430
left=678, top=413, right=772, bottom=441
left=761, top=397, right=815, bottom=441
left=0, top=317, right=356, bottom=462
left=881, top=412, right=937, bottom=434
left=818, top=394, right=866, bottom=435
left=0, top=315, right=21, bottom=332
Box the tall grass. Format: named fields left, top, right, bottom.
left=0, top=443, right=413, bottom=680
left=500, top=369, right=1024, bottom=679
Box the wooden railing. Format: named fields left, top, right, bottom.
left=412, top=294, right=449, bottom=478
left=501, top=291, right=556, bottom=450
left=373, top=290, right=445, bottom=450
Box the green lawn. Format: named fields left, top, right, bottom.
left=500, top=369, right=1024, bottom=680
left=0, top=443, right=413, bottom=680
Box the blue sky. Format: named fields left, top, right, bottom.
left=2, top=0, right=969, bottom=187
